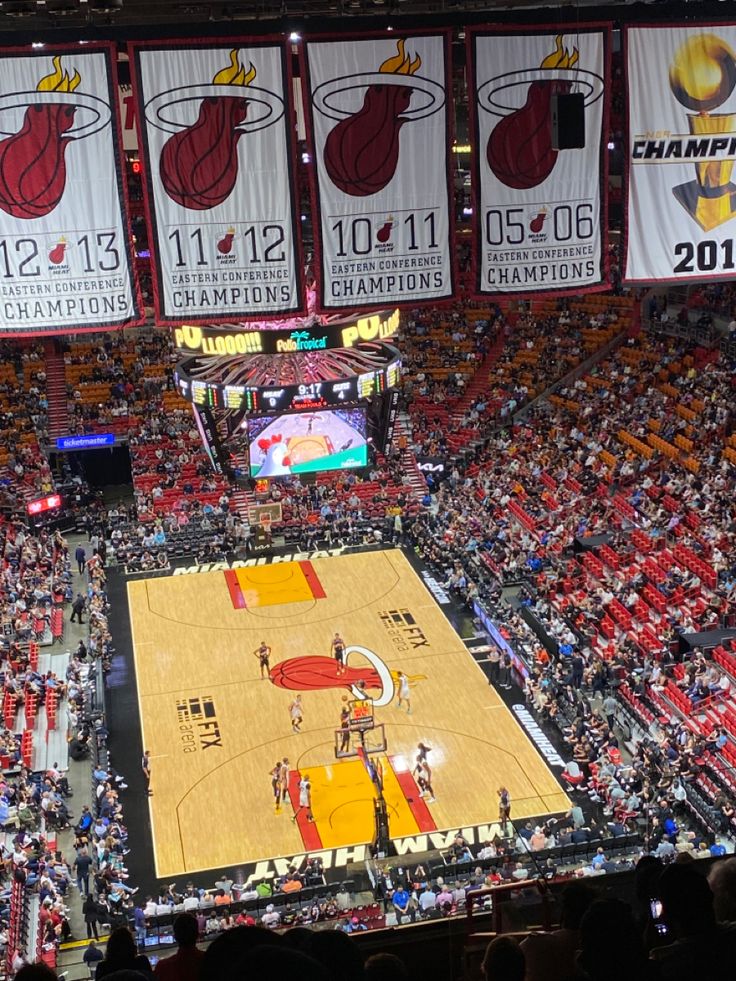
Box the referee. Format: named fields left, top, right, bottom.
left=142, top=749, right=152, bottom=796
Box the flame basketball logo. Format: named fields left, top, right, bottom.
left=477, top=34, right=604, bottom=191
left=490, top=35, right=577, bottom=189
left=0, top=56, right=83, bottom=219
left=160, top=51, right=256, bottom=210
left=312, top=38, right=446, bottom=198
left=325, top=40, right=420, bottom=197
left=144, top=47, right=284, bottom=212
left=268, top=644, right=425, bottom=708
left=217, top=226, right=236, bottom=254
left=48, top=237, right=68, bottom=264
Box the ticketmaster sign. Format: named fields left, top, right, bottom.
left=56, top=433, right=116, bottom=451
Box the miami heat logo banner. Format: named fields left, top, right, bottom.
left=468, top=27, right=609, bottom=297
left=129, top=41, right=303, bottom=322
left=0, top=45, right=141, bottom=335
left=625, top=26, right=736, bottom=284
left=303, top=33, right=455, bottom=311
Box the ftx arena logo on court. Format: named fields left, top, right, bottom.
left=378, top=609, right=429, bottom=650
left=175, top=696, right=223, bottom=753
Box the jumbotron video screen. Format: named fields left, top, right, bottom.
left=247, top=408, right=368, bottom=478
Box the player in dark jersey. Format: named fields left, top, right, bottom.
left=270, top=762, right=282, bottom=812
left=413, top=743, right=433, bottom=784
left=416, top=762, right=435, bottom=803
left=253, top=640, right=272, bottom=679
left=331, top=632, right=346, bottom=676
left=498, top=786, right=511, bottom=822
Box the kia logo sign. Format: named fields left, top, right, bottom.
left=416, top=458, right=445, bottom=473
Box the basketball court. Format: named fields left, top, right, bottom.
left=127, top=549, right=568, bottom=878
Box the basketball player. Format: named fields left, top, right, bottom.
left=396, top=671, right=411, bottom=714
left=413, top=744, right=432, bottom=783
left=498, top=786, right=511, bottom=823
left=339, top=706, right=351, bottom=754
left=331, top=632, right=346, bottom=676
left=289, top=694, right=303, bottom=733
left=279, top=758, right=289, bottom=801
left=416, top=762, right=435, bottom=803
left=292, top=773, right=313, bottom=823
left=253, top=641, right=272, bottom=679
left=416, top=742, right=432, bottom=769
left=270, top=762, right=282, bottom=812
left=141, top=749, right=152, bottom=797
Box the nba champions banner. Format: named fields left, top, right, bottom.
left=129, top=41, right=304, bottom=322
left=303, top=32, right=455, bottom=311
left=469, top=27, right=610, bottom=297
left=0, top=44, right=141, bottom=334
left=625, top=26, right=736, bottom=283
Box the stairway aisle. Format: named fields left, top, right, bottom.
left=231, top=486, right=255, bottom=520
left=43, top=339, right=69, bottom=441
left=395, top=412, right=427, bottom=502
left=449, top=331, right=508, bottom=424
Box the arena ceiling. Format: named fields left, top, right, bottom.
left=0, top=0, right=731, bottom=41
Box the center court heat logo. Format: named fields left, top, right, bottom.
left=312, top=38, right=445, bottom=197
left=269, top=644, right=427, bottom=708
left=0, top=55, right=110, bottom=219
left=477, top=34, right=603, bottom=190
left=269, top=644, right=400, bottom=707
left=143, top=48, right=284, bottom=210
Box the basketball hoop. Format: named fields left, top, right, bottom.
left=259, top=514, right=272, bottom=537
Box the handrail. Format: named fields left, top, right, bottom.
left=465, top=877, right=553, bottom=934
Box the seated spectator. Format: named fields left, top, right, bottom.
left=365, top=953, right=408, bottom=981
left=95, top=926, right=153, bottom=978
left=708, top=858, right=736, bottom=923
left=482, top=936, right=525, bottom=981
left=154, top=913, right=204, bottom=981
left=521, top=881, right=597, bottom=981
left=653, top=863, right=736, bottom=980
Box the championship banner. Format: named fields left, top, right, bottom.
left=0, top=44, right=142, bottom=335
left=625, top=26, right=736, bottom=284
left=468, top=27, right=610, bottom=297
left=303, top=32, right=455, bottom=311
left=129, top=40, right=304, bottom=323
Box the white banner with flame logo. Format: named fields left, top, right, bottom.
left=303, top=33, right=455, bottom=312
left=130, top=41, right=303, bottom=322
left=0, top=45, right=141, bottom=334
left=469, top=28, right=609, bottom=297
left=625, top=26, right=736, bottom=284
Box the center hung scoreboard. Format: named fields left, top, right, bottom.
left=173, top=307, right=403, bottom=478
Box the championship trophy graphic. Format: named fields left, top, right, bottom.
left=670, top=33, right=736, bottom=231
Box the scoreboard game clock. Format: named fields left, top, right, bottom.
left=174, top=341, right=401, bottom=413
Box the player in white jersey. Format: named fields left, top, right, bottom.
left=292, top=773, right=313, bottom=823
